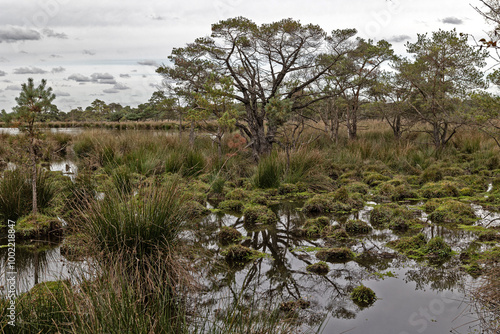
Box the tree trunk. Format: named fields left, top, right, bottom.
left=30, top=136, right=38, bottom=218
left=189, top=120, right=195, bottom=148
left=178, top=111, right=183, bottom=142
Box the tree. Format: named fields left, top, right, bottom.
left=326, top=38, right=394, bottom=139
left=158, top=17, right=356, bottom=159
left=14, top=78, right=56, bottom=218
left=192, top=74, right=237, bottom=160
left=367, top=70, right=415, bottom=139
left=398, top=29, right=488, bottom=148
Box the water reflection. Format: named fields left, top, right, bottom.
left=0, top=238, right=86, bottom=295
left=187, top=202, right=480, bottom=333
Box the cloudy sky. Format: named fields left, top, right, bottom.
left=0, top=0, right=494, bottom=112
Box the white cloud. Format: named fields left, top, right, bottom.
left=113, top=83, right=130, bottom=90
left=51, top=66, right=66, bottom=73
left=68, top=74, right=92, bottom=82
left=14, top=67, right=47, bottom=74
left=0, top=26, right=41, bottom=43
left=103, top=88, right=119, bottom=94
left=43, top=28, right=68, bottom=39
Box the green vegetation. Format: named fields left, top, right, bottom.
left=306, top=262, right=330, bottom=275
left=316, top=247, right=355, bottom=263
left=4, top=12, right=500, bottom=332
left=350, top=285, right=377, bottom=308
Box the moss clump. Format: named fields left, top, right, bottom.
left=421, top=166, right=443, bottom=183
left=463, top=261, right=483, bottom=277
left=369, top=205, right=393, bottom=227
left=280, top=299, right=311, bottom=312
left=60, top=233, right=87, bottom=261
left=344, top=219, right=372, bottom=234
left=15, top=214, right=62, bottom=239
left=302, top=194, right=334, bottom=214
left=392, top=184, right=418, bottom=202
left=428, top=199, right=477, bottom=225
left=18, top=280, right=71, bottom=332
left=387, top=233, right=427, bottom=258
left=345, top=181, right=369, bottom=195
left=222, top=244, right=255, bottom=263
left=324, top=228, right=350, bottom=242
left=424, top=236, right=453, bottom=260
left=350, top=285, right=377, bottom=308
left=225, top=188, right=249, bottom=201
left=278, top=183, right=299, bottom=195
left=301, top=216, right=330, bottom=238
left=478, top=230, right=500, bottom=242
left=316, top=247, right=355, bottom=263
left=377, top=183, right=396, bottom=198
left=218, top=226, right=242, bottom=246
left=388, top=234, right=453, bottom=261
left=363, top=172, right=391, bottom=187
left=420, top=181, right=460, bottom=198
left=183, top=200, right=211, bottom=219
left=388, top=216, right=424, bottom=232
left=303, top=190, right=363, bottom=215
left=306, top=261, right=330, bottom=275
left=217, top=200, right=244, bottom=213
left=243, top=205, right=278, bottom=225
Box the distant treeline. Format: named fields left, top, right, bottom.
left=0, top=120, right=221, bottom=132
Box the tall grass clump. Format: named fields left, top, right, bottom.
left=254, top=153, right=282, bottom=189
left=79, top=182, right=185, bottom=258
left=165, top=148, right=206, bottom=177
left=0, top=168, right=56, bottom=222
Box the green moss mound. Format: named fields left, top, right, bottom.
left=15, top=214, right=62, bottom=239
left=387, top=234, right=453, bottom=261
left=316, top=247, right=355, bottom=263
left=218, top=226, right=242, bottom=246
left=350, top=285, right=377, bottom=308
left=222, top=244, right=256, bottom=263
left=217, top=200, right=244, bottom=213
left=344, top=219, right=372, bottom=235
left=428, top=199, right=477, bottom=225
left=420, top=181, right=460, bottom=198
left=306, top=262, right=330, bottom=275
left=243, top=205, right=278, bottom=225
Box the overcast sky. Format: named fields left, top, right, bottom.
left=0, top=0, right=494, bottom=112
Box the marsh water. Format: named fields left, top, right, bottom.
left=0, top=185, right=492, bottom=333
left=188, top=202, right=486, bottom=334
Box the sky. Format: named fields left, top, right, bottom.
left=0, top=0, right=495, bottom=112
